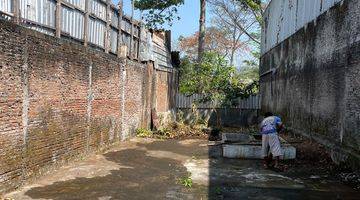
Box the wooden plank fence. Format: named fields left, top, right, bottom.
left=176, top=94, right=260, bottom=110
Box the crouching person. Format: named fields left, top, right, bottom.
left=260, top=112, right=285, bottom=171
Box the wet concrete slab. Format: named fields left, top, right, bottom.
left=4, top=138, right=359, bottom=200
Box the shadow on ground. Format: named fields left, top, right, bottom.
left=6, top=138, right=359, bottom=199
left=23, top=141, right=203, bottom=200
left=207, top=157, right=358, bottom=199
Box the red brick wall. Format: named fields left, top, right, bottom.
left=0, top=19, right=177, bottom=194
left=123, top=61, right=147, bottom=137
left=0, top=21, right=25, bottom=193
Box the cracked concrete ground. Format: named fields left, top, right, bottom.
left=4, top=138, right=360, bottom=200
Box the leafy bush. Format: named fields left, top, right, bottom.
left=155, top=127, right=172, bottom=137
left=136, top=128, right=153, bottom=138
left=179, top=52, right=259, bottom=127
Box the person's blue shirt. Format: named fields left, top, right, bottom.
left=260, top=116, right=282, bottom=135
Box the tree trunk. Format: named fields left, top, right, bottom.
left=229, top=26, right=237, bottom=66
left=198, top=0, right=206, bottom=62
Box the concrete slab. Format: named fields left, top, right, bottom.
left=223, top=143, right=296, bottom=160
left=221, top=133, right=254, bottom=143
left=221, top=133, right=296, bottom=160
left=4, top=138, right=357, bottom=200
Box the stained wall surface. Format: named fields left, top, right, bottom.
left=260, top=0, right=360, bottom=165
left=0, top=19, right=177, bottom=193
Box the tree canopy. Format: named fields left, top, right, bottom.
left=180, top=52, right=258, bottom=107
left=134, top=0, right=184, bottom=28
left=178, top=27, right=248, bottom=61
left=134, top=0, right=266, bottom=29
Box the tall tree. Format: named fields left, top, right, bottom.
left=209, top=1, right=250, bottom=66
left=209, top=0, right=266, bottom=45
left=198, top=0, right=206, bottom=62
left=178, top=27, right=247, bottom=62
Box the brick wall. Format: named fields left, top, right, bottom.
left=0, top=19, right=177, bottom=193
left=260, top=0, right=360, bottom=166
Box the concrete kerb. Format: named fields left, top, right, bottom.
left=221, top=132, right=297, bottom=160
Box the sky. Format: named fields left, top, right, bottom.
left=111, top=0, right=254, bottom=69
left=112, top=0, right=211, bottom=41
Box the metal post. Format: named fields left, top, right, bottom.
left=84, top=0, right=90, bottom=46
left=137, top=10, right=143, bottom=60
left=117, top=0, right=124, bottom=57
left=130, top=0, right=134, bottom=59
left=105, top=0, right=111, bottom=53
left=12, top=0, right=20, bottom=24
left=55, top=0, right=62, bottom=38
left=137, top=24, right=142, bottom=61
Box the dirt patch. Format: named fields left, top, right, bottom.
left=282, top=132, right=360, bottom=190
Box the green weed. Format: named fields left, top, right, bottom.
left=178, top=175, right=193, bottom=188
left=136, top=128, right=153, bottom=138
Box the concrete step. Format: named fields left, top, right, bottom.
left=223, top=143, right=296, bottom=160
left=221, top=133, right=296, bottom=160
left=221, top=133, right=254, bottom=143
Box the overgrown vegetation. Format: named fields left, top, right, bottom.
left=136, top=128, right=153, bottom=138
left=136, top=109, right=212, bottom=139
left=179, top=52, right=258, bottom=126
left=180, top=52, right=258, bottom=101
left=135, top=122, right=208, bottom=140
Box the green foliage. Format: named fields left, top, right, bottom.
left=239, top=49, right=260, bottom=88
left=237, top=0, right=265, bottom=24
left=136, top=128, right=153, bottom=138
left=180, top=52, right=234, bottom=102
left=176, top=110, right=185, bottom=124
left=155, top=127, right=171, bottom=137
left=215, top=186, right=222, bottom=195
left=238, top=66, right=259, bottom=83
left=179, top=52, right=258, bottom=109
left=135, top=121, right=207, bottom=140
left=134, top=0, right=184, bottom=28
left=178, top=175, right=193, bottom=188
left=241, top=0, right=262, bottom=11
left=135, top=0, right=184, bottom=10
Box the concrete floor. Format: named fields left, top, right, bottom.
left=5, top=138, right=359, bottom=200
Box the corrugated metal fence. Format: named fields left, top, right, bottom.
left=261, top=0, right=343, bottom=55
left=176, top=94, right=260, bottom=110
left=0, top=0, right=154, bottom=60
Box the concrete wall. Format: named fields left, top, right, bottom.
left=260, top=0, right=360, bottom=165
left=0, top=19, right=177, bottom=193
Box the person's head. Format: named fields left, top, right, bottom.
left=264, top=112, right=273, bottom=118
